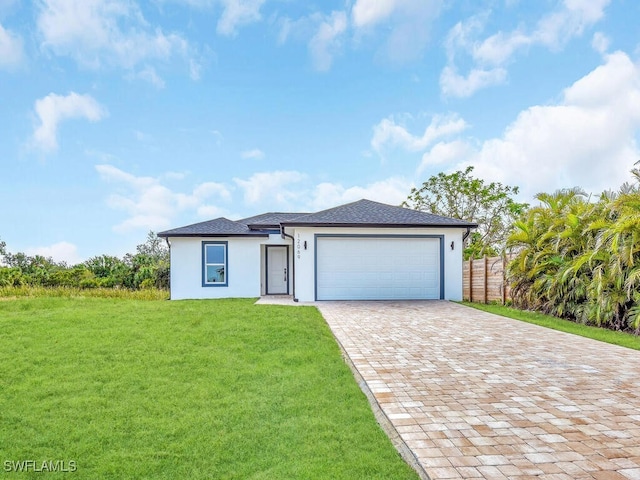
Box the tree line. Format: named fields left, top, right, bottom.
left=0, top=232, right=169, bottom=290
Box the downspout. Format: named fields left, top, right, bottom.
left=280, top=226, right=297, bottom=302
left=461, top=227, right=472, bottom=260
left=462, top=226, right=472, bottom=243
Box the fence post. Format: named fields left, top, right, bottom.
left=501, top=254, right=506, bottom=305
left=483, top=255, right=488, bottom=304
left=469, top=256, right=473, bottom=302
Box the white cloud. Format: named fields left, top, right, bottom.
left=230, top=170, right=411, bottom=214
left=0, top=22, right=24, bottom=69
left=189, top=57, right=202, bottom=80
left=441, top=0, right=611, bottom=97
left=439, top=66, right=507, bottom=98
left=310, top=177, right=412, bottom=211
left=211, top=130, right=223, bottom=145
left=440, top=15, right=512, bottom=97
left=308, top=11, right=347, bottom=71
left=32, top=92, right=107, bottom=152
left=472, top=30, right=531, bottom=66
left=193, top=181, right=231, bottom=200
left=234, top=170, right=307, bottom=206
left=457, top=51, right=640, bottom=199
left=152, top=0, right=265, bottom=36
left=25, top=241, right=83, bottom=265
left=276, top=11, right=348, bottom=71
left=217, top=0, right=265, bottom=36
left=351, top=0, right=442, bottom=64
left=276, top=17, right=293, bottom=45
left=351, top=0, right=398, bottom=28
left=275, top=14, right=313, bottom=46
left=371, top=114, right=468, bottom=156
left=96, top=164, right=232, bottom=232
left=241, top=148, right=265, bottom=160
left=196, top=204, right=227, bottom=218
left=443, top=13, right=484, bottom=59
left=591, top=31, right=610, bottom=54
left=533, top=0, right=610, bottom=48
left=417, top=140, right=474, bottom=175
left=281, top=1, right=441, bottom=70
left=371, top=51, right=640, bottom=200
left=37, top=0, right=194, bottom=76
left=134, top=130, right=152, bottom=142
left=130, top=65, right=166, bottom=89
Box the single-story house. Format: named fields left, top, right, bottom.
left=157, top=199, right=477, bottom=302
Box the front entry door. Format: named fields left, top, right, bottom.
left=266, top=246, right=288, bottom=295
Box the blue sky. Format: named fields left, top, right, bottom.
left=1, top=0, right=639, bottom=264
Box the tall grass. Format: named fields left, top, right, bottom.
left=0, top=285, right=169, bottom=300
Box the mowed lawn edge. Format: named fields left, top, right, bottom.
left=462, top=301, right=640, bottom=351
left=0, top=297, right=418, bottom=479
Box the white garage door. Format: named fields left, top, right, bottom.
left=316, top=236, right=442, bottom=300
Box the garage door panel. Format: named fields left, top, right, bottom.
left=316, top=236, right=441, bottom=300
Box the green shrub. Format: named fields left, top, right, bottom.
left=0, top=267, right=25, bottom=287
left=139, top=278, right=155, bottom=289
left=79, top=278, right=99, bottom=289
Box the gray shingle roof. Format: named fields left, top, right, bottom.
left=157, top=217, right=269, bottom=237
left=238, top=212, right=309, bottom=229
left=158, top=199, right=476, bottom=237
left=281, top=199, right=477, bottom=227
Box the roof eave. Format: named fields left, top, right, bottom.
left=157, top=232, right=270, bottom=238
left=279, top=222, right=478, bottom=228
left=247, top=224, right=281, bottom=230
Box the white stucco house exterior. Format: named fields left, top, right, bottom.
left=157, top=199, right=477, bottom=302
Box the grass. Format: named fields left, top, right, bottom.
left=462, top=302, right=640, bottom=351
left=0, top=285, right=170, bottom=300
left=0, top=296, right=417, bottom=479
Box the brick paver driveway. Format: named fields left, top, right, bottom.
left=317, top=301, right=640, bottom=480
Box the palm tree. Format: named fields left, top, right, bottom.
left=508, top=189, right=589, bottom=316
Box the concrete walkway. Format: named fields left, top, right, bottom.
left=317, top=301, right=640, bottom=480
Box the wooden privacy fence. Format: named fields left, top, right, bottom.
left=463, top=255, right=512, bottom=304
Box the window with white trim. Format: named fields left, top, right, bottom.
left=202, top=241, right=227, bottom=287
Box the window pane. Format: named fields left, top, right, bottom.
left=206, top=265, right=225, bottom=283
left=206, top=244, right=225, bottom=264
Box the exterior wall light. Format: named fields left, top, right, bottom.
left=450, top=241, right=455, bottom=250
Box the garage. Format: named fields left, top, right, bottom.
left=315, top=235, right=443, bottom=301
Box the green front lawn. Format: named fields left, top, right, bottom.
left=462, top=302, right=640, bottom=350
left=0, top=297, right=417, bottom=479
